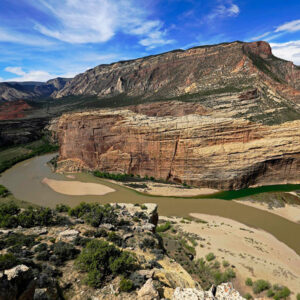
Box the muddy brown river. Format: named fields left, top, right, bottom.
left=1, top=153, right=299, bottom=255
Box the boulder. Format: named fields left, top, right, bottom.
left=58, top=229, right=79, bottom=242
left=137, top=279, right=159, bottom=300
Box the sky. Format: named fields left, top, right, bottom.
left=0, top=0, right=300, bottom=82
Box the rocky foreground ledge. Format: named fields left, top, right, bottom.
left=0, top=202, right=246, bottom=300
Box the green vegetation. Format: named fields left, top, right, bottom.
left=222, top=260, right=230, bottom=267
left=0, top=253, right=18, bottom=273
left=273, top=287, right=291, bottom=300
left=69, top=202, right=118, bottom=227
left=50, top=241, right=79, bottom=265
left=0, top=232, right=36, bottom=251
left=0, top=185, right=10, bottom=197
left=55, top=203, right=70, bottom=213
left=205, top=252, right=216, bottom=262
left=0, top=138, right=59, bottom=174
left=93, top=170, right=133, bottom=181
left=245, top=277, right=253, bottom=286
left=252, top=279, right=271, bottom=294
left=297, top=293, right=300, bottom=300
left=0, top=201, right=67, bottom=228
left=244, top=293, right=253, bottom=300
left=119, top=278, right=134, bottom=292
left=156, top=221, right=172, bottom=233
left=76, top=240, right=137, bottom=288
left=267, top=289, right=275, bottom=297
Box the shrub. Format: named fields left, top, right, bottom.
left=141, top=238, right=156, bottom=249
left=222, top=260, right=229, bottom=267
left=50, top=242, right=79, bottom=265
left=107, top=232, right=123, bottom=247
left=76, top=240, right=137, bottom=288
left=17, top=207, right=54, bottom=228
left=245, top=277, right=253, bottom=286
left=267, top=289, right=275, bottom=297
left=34, top=243, right=48, bottom=253
left=55, top=204, right=70, bottom=213
left=69, top=202, right=118, bottom=227
left=36, top=251, right=50, bottom=261
left=0, top=253, right=18, bottom=272
left=253, top=279, right=271, bottom=294
left=156, top=222, right=171, bottom=233
left=206, top=252, right=216, bottom=261
left=297, top=293, right=300, bottom=300
left=0, top=233, right=36, bottom=251
left=140, top=204, right=147, bottom=210
left=273, top=287, right=291, bottom=300
left=0, top=185, right=10, bottom=197
left=244, top=293, right=253, bottom=300
left=119, top=278, right=134, bottom=292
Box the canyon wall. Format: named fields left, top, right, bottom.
left=54, top=102, right=300, bottom=190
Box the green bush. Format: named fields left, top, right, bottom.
left=222, top=260, right=230, bottom=267
left=119, top=278, right=134, bottom=292
left=0, top=233, right=36, bottom=251
left=0, top=185, right=10, bottom=197
left=17, top=207, right=54, bottom=228
left=267, top=289, right=275, bottom=297
left=273, top=287, right=291, bottom=300
left=36, top=251, right=50, bottom=261
left=297, top=293, right=300, bottom=300
left=206, top=252, right=216, bottom=261
left=50, top=241, right=79, bottom=265
left=0, top=253, right=18, bottom=272
left=156, top=222, right=171, bottom=233
left=93, top=171, right=131, bottom=182
left=107, top=232, right=123, bottom=247
left=69, top=202, right=118, bottom=227
left=34, top=243, right=48, bottom=253
left=253, top=279, right=271, bottom=294
left=140, top=204, right=147, bottom=210
left=244, top=293, right=253, bottom=300
left=76, top=240, right=137, bottom=288
left=245, top=277, right=253, bottom=286
left=55, top=204, right=70, bottom=213
left=0, top=202, right=20, bottom=228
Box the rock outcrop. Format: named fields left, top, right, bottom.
left=54, top=105, right=300, bottom=190
left=53, top=41, right=300, bottom=125
left=0, top=78, right=70, bottom=102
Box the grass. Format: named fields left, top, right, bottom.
left=0, top=138, right=58, bottom=174
left=156, top=221, right=172, bottom=233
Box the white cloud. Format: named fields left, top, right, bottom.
left=31, top=0, right=173, bottom=49
left=250, top=31, right=271, bottom=41
left=207, top=1, right=240, bottom=20
left=275, top=19, right=300, bottom=33
left=270, top=41, right=300, bottom=65
left=0, top=28, right=53, bottom=46
left=5, top=67, right=56, bottom=82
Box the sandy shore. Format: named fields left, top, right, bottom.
left=42, top=177, right=115, bottom=196
left=118, top=180, right=219, bottom=196
left=161, top=213, right=300, bottom=297
left=235, top=200, right=300, bottom=224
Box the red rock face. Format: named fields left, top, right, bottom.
left=0, top=100, right=31, bottom=120
left=55, top=103, right=300, bottom=190
left=242, top=41, right=272, bottom=58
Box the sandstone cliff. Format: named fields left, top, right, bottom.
left=54, top=103, right=300, bottom=190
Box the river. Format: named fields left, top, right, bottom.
left=0, top=153, right=299, bottom=255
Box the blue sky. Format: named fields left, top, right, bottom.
left=0, top=0, right=300, bottom=82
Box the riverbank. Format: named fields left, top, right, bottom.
left=161, top=214, right=300, bottom=298
left=235, top=200, right=300, bottom=224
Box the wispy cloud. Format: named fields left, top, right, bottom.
left=270, top=40, right=300, bottom=65
left=30, top=0, right=173, bottom=49
left=4, top=67, right=56, bottom=82
left=0, top=28, right=53, bottom=46
left=275, top=19, right=300, bottom=33
left=207, top=0, right=240, bottom=21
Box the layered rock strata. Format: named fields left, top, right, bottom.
left=54, top=105, right=300, bottom=190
